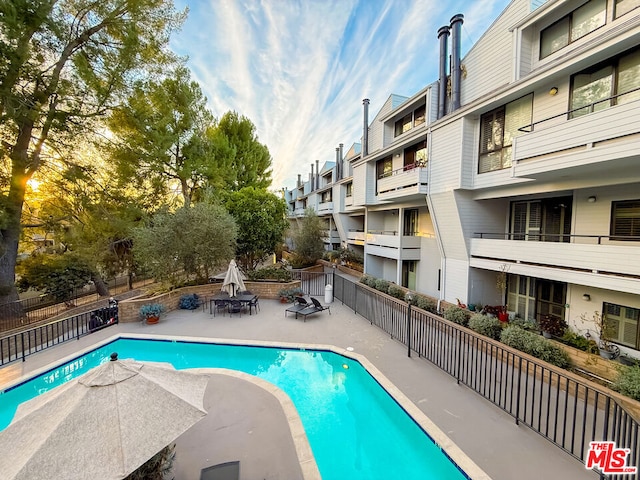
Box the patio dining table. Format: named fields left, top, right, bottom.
left=209, top=294, right=258, bottom=315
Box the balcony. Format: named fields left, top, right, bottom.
left=317, top=201, right=334, bottom=215
left=345, top=195, right=353, bottom=207
left=376, top=164, right=428, bottom=202
left=321, top=230, right=341, bottom=243
left=514, top=97, right=640, bottom=180
left=294, top=208, right=306, bottom=217
left=347, top=229, right=365, bottom=245
left=365, top=231, right=422, bottom=260
left=470, top=235, right=640, bottom=293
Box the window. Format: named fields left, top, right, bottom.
left=540, top=0, right=606, bottom=58
left=511, top=197, right=572, bottom=242
left=320, top=190, right=332, bottom=203
left=479, top=94, right=532, bottom=173
left=404, top=141, right=427, bottom=169
left=615, top=0, right=640, bottom=18
left=376, top=157, right=392, bottom=179
left=394, top=104, right=426, bottom=137
left=570, top=48, right=640, bottom=118
left=394, top=114, right=412, bottom=137
left=403, top=210, right=418, bottom=236
left=611, top=200, right=640, bottom=240
left=345, top=182, right=353, bottom=197
left=605, top=302, right=640, bottom=348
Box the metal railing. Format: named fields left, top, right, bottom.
left=332, top=274, right=640, bottom=480
left=518, top=86, right=640, bottom=133
left=290, top=270, right=335, bottom=297
left=377, top=161, right=428, bottom=179
left=0, top=304, right=119, bottom=366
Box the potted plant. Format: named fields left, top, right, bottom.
left=581, top=310, right=620, bottom=360
left=277, top=287, right=304, bottom=303
left=538, top=314, right=567, bottom=338
left=139, top=303, right=166, bottom=324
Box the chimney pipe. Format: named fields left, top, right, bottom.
left=310, top=164, right=315, bottom=190
left=437, top=25, right=450, bottom=119
left=297, top=174, right=301, bottom=187
left=339, top=143, right=344, bottom=180
left=316, top=159, right=319, bottom=189
left=450, top=14, right=464, bottom=111
left=335, top=147, right=340, bottom=181
left=362, top=99, right=370, bottom=157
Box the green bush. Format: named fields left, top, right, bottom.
left=509, top=317, right=538, bottom=332
left=374, top=278, right=390, bottom=294
left=414, top=295, right=437, bottom=313
left=388, top=284, right=405, bottom=300
left=500, top=326, right=571, bottom=369
left=468, top=314, right=503, bottom=340
left=359, top=275, right=375, bottom=287
left=559, top=330, right=599, bottom=354
left=246, top=266, right=292, bottom=282
left=444, top=306, right=469, bottom=327
left=614, top=366, right=640, bottom=401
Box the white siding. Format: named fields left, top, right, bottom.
left=368, top=96, right=396, bottom=154
left=417, top=237, right=441, bottom=297
left=454, top=191, right=508, bottom=250
left=443, top=258, right=470, bottom=304
left=459, top=117, right=477, bottom=189
left=460, top=0, right=530, bottom=106
left=573, top=183, right=640, bottom=239
left=429, top=192, right=467, bottom=260
left=353, top=164, right=367, bottom=206
left=430, top=120, right=463, bottom=193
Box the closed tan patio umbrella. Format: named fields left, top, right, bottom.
left=0, top=353, right=209, bottom=480
left=221, top=259, right=246, bottom=297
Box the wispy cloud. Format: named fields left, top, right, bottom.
left=172, top=0, right=511, bottom=189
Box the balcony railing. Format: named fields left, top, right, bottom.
left=474, top=232, right=640, bottom=245
left=376, top=163, right=428, bottom=200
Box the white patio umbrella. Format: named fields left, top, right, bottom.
left=221, top=259, right=246, bottom=297
left=0, top=353, right=209, bottom=480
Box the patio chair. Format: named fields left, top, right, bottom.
left=200, top=460, right=239, bottom=480
left=248, top=295, right=260, bottom=314
left=228, top=299, right=242, bottom=317
left=213, top=300, right=228, bottom=317
left=284, top=296, right=309, bottom=317
left=296, top=297, right=331, bottom=322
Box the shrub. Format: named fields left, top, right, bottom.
left=388, top=284, right=406, bottom=300
left=277, top=287, right=304, bottom=302
left=360, top=275, right=375, bottom=287
left=468, top=314, right=503, bottom=340
left=139, top=303, right=166, bottom=318
left=178, top=294, right=201, bottom=310
left=412, top=295, right=437, bottom=313
left=509, top=317, right=538, bottom=332
left=615, top=366, right=640, bottom=401
left=374, top=278, right=390, bottom=294
left=246, top=266, right=292, bottom=282
left=501, top=326, right=571, bottom=369
left=559, top=330, right=599, bottom=354
left=444, top=306, right=469, bottom=327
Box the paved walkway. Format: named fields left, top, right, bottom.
left=1, top=297, right=597, bottom=480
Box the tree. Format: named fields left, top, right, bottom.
left=224, top=187, right=288, bottom=271
left=132, top=203, right=236, bottom=285
left=16, top=252, right=95, bottom=301
left=0, top=0, right=185, bottom=305
left=107, top=66, right=224, bottom=207
left=290, top=208, right=324, bottom=268
left=217, top=112, right=272, bottom=191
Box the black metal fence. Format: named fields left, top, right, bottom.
left=332, top=274, right=640, bottom=480
left=0, top=304, right=118, bottom=366
left=291, top=270, right=334, bottom=297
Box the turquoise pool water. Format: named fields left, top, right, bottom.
left=0, top=338, right=469, bottom=480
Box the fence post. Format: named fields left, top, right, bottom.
left=406, top=304, right=411, bottom=358
left=456, top=329, right=462, bottom=384
left=354, top=285, right=358, bottom=315
left=76, top=314, right=81, bottom=340
left=20, top=332, right=25, bottom=362
left=515, top=356, right=522, bottom=425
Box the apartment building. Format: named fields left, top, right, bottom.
left=284, top=0, right=640, bottom=355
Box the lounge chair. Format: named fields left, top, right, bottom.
left=284, top=297, right=309, bottom=317
left=295, top=297, right=331, bottom=322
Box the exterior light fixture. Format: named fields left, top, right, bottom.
left=587, top=196, right=597, bottom=203
left=583, top=294, right=591, bottom=301
left=549, top=87, right=559, bottom=96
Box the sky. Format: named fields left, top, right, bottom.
left=171, top=0, right=513, bottom=190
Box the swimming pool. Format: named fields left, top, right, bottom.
left=1, top=337, right=472, bottom=480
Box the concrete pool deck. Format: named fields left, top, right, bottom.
left=0, top=297, right=598, bottom=480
